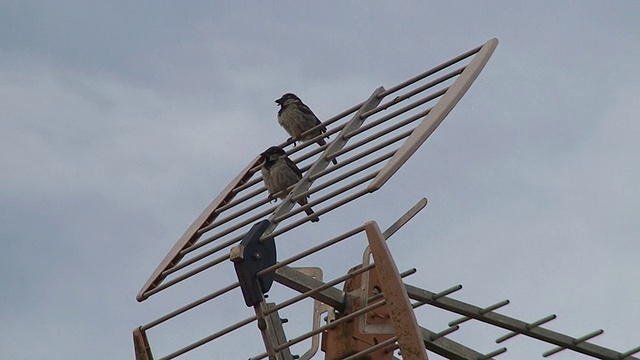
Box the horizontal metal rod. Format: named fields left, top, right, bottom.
left=265, top=171, right=378, bottom=225
left=210, top=185, right=267, bottom=221
left=158, top=314, right=257, bottom=360
left=229, top=170, right=263, bottom=196
left=430, top=325, right=460, bottom=341
left=258, top=225, right=366, bottom=277
left=177, top=231, right=244, bottom=270
left=478, top=347, right=507, bottom=360
left=251, top=299, right=390, bottom=360
left=342, top=336, right=398, bottom=360
left=308, top=151, right=395, bottom=191
left=363, top=70, right=457, bottom=119
left=273, top=299, right=388, bottom=353
left=400, top=268, right=417, bottom=278
left=308, top=131, right=399, bottom=180
left=433, top=284, right=463, bottom=300
left=573, top=329, right=605, bottom=344
left=285, top=122, right=346, bottom=162
left=338, top=120, right=415, bottom=160
left=141, top=281, right=239, bottom=331
left=344, top=99, right=433, bottom=141
left=526, top=314, right=557, bottom=330
left=274, top=266, right=346, bottom=311
left=495, top=314, right=557, bottom=344
left=199, top=191, right=272, bottom=235
left=379, top=43, right=481, bottom=97
left=405, top=284, right=636, bottom=360
left=294, top=156, right=386, bottom=203
left=264, top=263, right=375, bottom=315
left=481, top=300, right=510, bottom=314
left=184, top=205, right=274, bottom=255
left=144, top=253, right=231, bottom=298
left=451, top=299, right=510, bottom=327
left=378, top=66, right=463, bottom=111
left=182, top=201, right=278, bottom=256
left=412, top=300, right=429, bottom=310
left=161, top=249, right=230, bottom=280
left=621, top=346, right=640, bottom=359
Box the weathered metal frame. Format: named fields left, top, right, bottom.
left=128, top=38, right=640, bottom=360
left=136, top=39, right=498, bottom=304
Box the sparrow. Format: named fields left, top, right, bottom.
left=260, top=146, right=320, bottom=222
left=275, top=93, right=337, bottom=165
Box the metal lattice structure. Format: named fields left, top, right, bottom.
left=133, top=38, right=639, bottom=360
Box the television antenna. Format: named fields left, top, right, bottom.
left=133, top=38, right=639, bottom=360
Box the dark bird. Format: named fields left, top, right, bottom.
left=275, top=93, right=337, bottom=165
left=260, top=146, right=319, bottom=222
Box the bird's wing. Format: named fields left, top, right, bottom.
left=298, top=104, right=328, bottom=136
left=284, top=156, right=304, bottom=178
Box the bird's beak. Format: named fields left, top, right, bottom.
left=275, top=98, right=283, bottom=105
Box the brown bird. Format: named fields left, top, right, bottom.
left=275, top=93, right=337, bottom=165
left=260, top=146, right=319, bottom=222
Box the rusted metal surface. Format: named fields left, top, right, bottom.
left=322, top=264, right=396, bottom=360
left=364, top=221, right=427, bottom=360
left=133, top=327, right=153, bottom=360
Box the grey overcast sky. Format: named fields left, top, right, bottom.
left=1, top=2, right=639, bottom=359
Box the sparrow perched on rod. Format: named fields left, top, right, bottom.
left=260, top=146, right=320, bottom=222
left=275, top=93, right=337, bottom=165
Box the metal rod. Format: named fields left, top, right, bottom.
left=284, top=120, right=346, bottom=161
left=258, top=225, right=366, bottom=277
left=363, top=70, right=457, bottom=119
left=264, top=263, right=375, bottom=315
left=450, top=299, right=510, bottom=327
left=295, top=157, right=388, bottom=204
left=337, top=124, right=414, bottom=161
left=525, top=314, right=557, bottom=329
left=199, top=192, right=272, bottom=235
left=478, top=347, right=507, bottom=360
left=542, top=329, right=605, bottom=357
left=272, top=300, right=388, bottom=352
left=412, top=300, right=428, bottom=310
left=270, top=175, right=376, bottom=227
left=621, top=346, right=640, bottom=359
left=229, top=171, right=263, bottom=196
left=382, top=198, right=427, bottom=240
left=379, top=43, right=482, bottom=97
left=137, top=157, right=260, bottom=302
left=432, top=284, right=463, bottom=300
left=573, top=329, right=605, bottom=344
left=181, top=205, right=274, bottom=256
left=369, top=38, right=498, bottom=192
left=158, top=314, right=257, bottom=360
left=252, top=300, right=391, bottom=360
left=344, top=100, right=433, bottom=141
left=209, top=185, right=267, bottom=223
left=308, top=150, right=395, bottom=189
left=406, top=282, right=633, bottom=360
left=341, top=337, right=399, bottom=360
left=162, top=248, right=231, bottom=279
left=141, top=281, right=239, bottom=331
left=263, top=187, right=372, bottom=243
left=430, top=325, right=460, bottom=341
left=496, top=314, right=556, bottom=344
left=144, top=253, right=231, bottom=298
